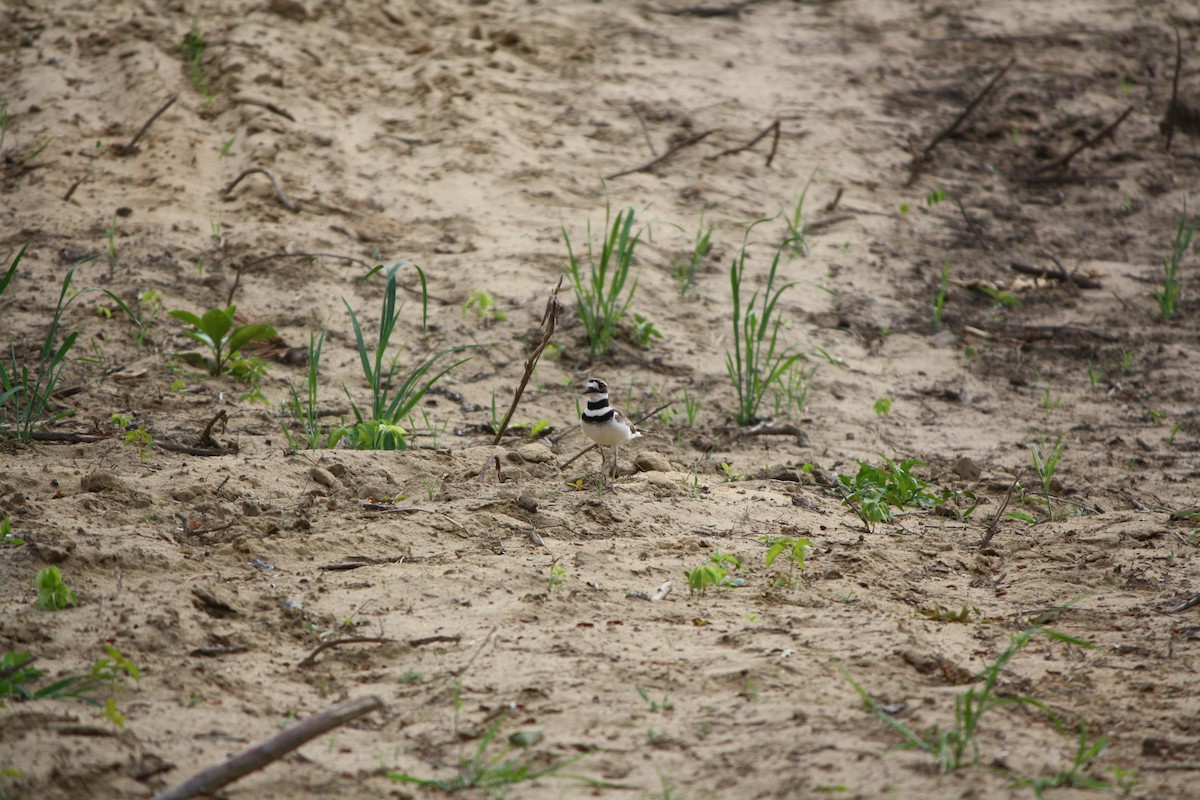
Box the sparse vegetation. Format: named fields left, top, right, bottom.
left=35, top=566, right=77, bottom=610
left=330, top=263, right=471, bottom=451
left=1029, top=433, right=1067, bottom=519
left=282, top=328, right=326, bottom=450
left=842, top=624, right=1093, bottom=773
left=636, top=685, right=673, bottom=713
left=782, top=171, right=816, bottom=255
left=725, top=227, right=802, bottom=425
left=462, top=289, right=507, bottom=325
left=181, top=26, right=213, bottom=106
left=833, top=456, right=975, bottom=531
left=1, top=240, right=82, bottom=442
left=388, top=713, right=598, bottom=792
left=932, top=261, right=949, bottom=328
left=761, top=534, right=813, bottom=588
left=168, top=305, right=275, bottom=378
left=685, top=551, right=743, bottom=595
left=1, top=645, right=140, bottom=728
left=547, top=560, right=568, bottom=593
left=563, top=202, right=643, bottom=358
left=673, top=213, right=713, bottom=296
left=0, top=513, right=23, bottom=548
left=1155, top=202, right=1196, bottom=319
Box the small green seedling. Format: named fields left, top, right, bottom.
left=720, top=462, right=745, bottom=482
left=0, top=513, right=23, bottom=547
left=1155, top=202, right=1196, bottom=319
left=1010, top=717, right=1113, bottom=798
left=388, top=714, right=599, bottom=792
left=36, top=566, right=78, bottom=610
left=462, top=289, right=507, bottom=324
left=932, top=261, right=949, bottom=328
left=2, top=239, right=83, bottom=442
left=673, top=213, right=713, bottom=296
left=782, top=170, right=817, bottom=255
left=636, top=685, right=673, bottom=713
left=2, top=645, right=139, bottom=729
left=181, top=26, right=213, bottom=106
left=682, top=389, right=700, bottom=427
left=685, top=551, right=743, bottom=595
left=168, top=305, right=275, bottom=377
left=630, top=313, right=662, bottom=346
left=547, top=561, right=568, bottom=593
left=873, top=397, right=893, bottom=416
left=282, top=328, right=327, bottom=450
left=1030, top=434, right=1067, bottom=518
left=772, top=362, right=816, bottom=418
left=833, top=456, right=971, bottom=531
left=761, top=535, right=813, bottom=587
left=112, top=413, right=154, bottom=461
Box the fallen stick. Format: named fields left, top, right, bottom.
left=493, top=276, right=563, bottom=444
left=955, top=198, right=991, bottom=250
left=661, top=0, right=768, bottom=17
left=605, top=129, right=716, bottom=180
left=1010, top=260, right=1101, bottom=289
left=979, top=470, right=1020, bottom=549
left=155, top=440, right=236, bottom=457
left=908, top=58, right=1015, bottom=184
left=1031, top=105, right=1134, bottom=174
left=199, top=410, right=228, bottom=449
left=152, top=695, right=383, bottom=800
left=222, top=167, right=300, bottom=212
left=705, top=118, right=781, bottom=167
left=451, top=626, right=497, bottom=677
left=1046, top=253, right=1080, bottom=297
left=112, top=94, right=178, bottom=156
left=62, top=174, right=89, bottom=202
left=1166, top=594, right=1200, bottom=614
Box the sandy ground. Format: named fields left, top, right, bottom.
left=3, top=0, right=1200, bottom=798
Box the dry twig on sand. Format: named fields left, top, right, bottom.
left=1030, top=105, right=1133, bottom=175
left=152, top=695, right=382, bottom=800
left=706, top=118, right=781, bottom=167
left=222, top=167, right=299, bottom=212
left=979, top=471, right=1021, bottom=549
left=605, top=129, right=716, bottom=180
left=111, top=94, right=178, bottom=156
left=907, top=58, right=1015, bottom=185
left=493, top=276, right=564, bottom=443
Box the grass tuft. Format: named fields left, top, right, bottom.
left=1155, top=201, right=1196, bottom=318
left=563, top=201, right=642, bottom=358
left=331, top=263, right=472, bottom=450
left=1, top=239, right=82, bottom=442
left=725, top=223, right=802, bottom=425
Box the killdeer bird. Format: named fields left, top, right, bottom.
left=580, top=378, right=641, bottom=478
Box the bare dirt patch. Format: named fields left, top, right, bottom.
left=3, top=1, right=1200, bottom=798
